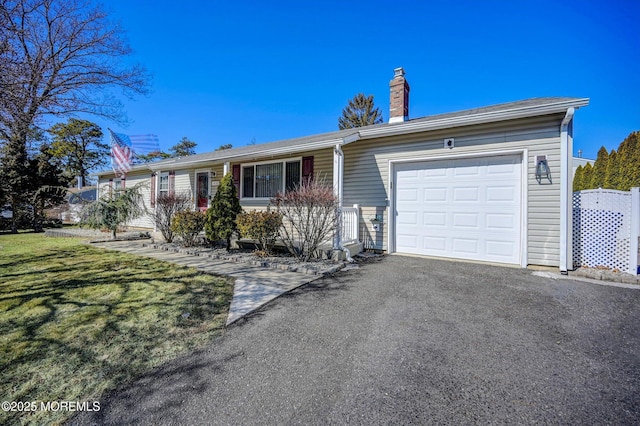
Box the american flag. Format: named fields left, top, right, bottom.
left=111, top=142, right=133, bottom=176
left=109, top=129, right=160, bottom=176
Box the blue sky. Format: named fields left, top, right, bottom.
left=94, top=0, right=639, bottom=160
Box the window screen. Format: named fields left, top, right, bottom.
left=255, top=163, right=283, bottom=198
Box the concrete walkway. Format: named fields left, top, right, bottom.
left=91, top=240, right=318, bottom=325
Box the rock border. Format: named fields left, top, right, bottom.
left=143, top=243, right=346, bottom=276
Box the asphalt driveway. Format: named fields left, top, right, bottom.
left=72, top=255, right=640, bottom=425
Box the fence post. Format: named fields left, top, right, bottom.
left=629, top=187, right=640, bottom=275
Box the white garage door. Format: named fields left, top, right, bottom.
left=394, top=154, right=522, bottom=265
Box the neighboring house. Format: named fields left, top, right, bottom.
left=96, top=68, right=589, bottom=272
left=46, top=186, right=97, bottom=223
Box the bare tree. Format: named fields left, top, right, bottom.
left=151, top=192, right=192, bottom=243
left=0, top=0, right=149, bottom=136
left=0, top=0, right=149, bottom=232
left=271, top=179, right=337, bottom=262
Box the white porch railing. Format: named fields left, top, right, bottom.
left=341, top=204, right=360, bottom=245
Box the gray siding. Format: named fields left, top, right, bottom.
left=342, top=114, right=565, bottom=267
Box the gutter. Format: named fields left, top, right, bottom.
left=332, top=143, right=353, bottom=262
left=559, top=107, right=576, bottom=274
left=148, top=133, right=361, bottom=172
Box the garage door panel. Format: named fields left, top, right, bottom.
left=486, top=185, right=517, bottom=202
left=397, top=211, right=418, bottom=225
left=452, top=212, right=479, bottom=228
left=452, top=238, right=479, bottom=254
left=453, top=164, right=480, bottom=177
left=395, top=154, right=522, bottom=265
left=453, top=187, right=480, bottom=202
left=425, top=167, right=447, bottom=177
left=423, top=236, right=447, bottom=251
left=424, top=187, right=447, bottom=202
left=486, top=213, right=515, bottom=229
left=398, top=188, right=419, bottom=202
left=486, top=240, right=516, bottom=257
left=397, top=234, right=418, bottom=249
left=486, top=160, right=519, bottom=175
left=424, top=212, right=447, bottom=227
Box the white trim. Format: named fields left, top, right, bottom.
left=521, top=148, right=529, bottom=268
left=195, top=168, right=211, bottom=210
left=559, top=108, right=575, bottom=273
left=388, top=148, right=528, bottom=267
left=157, top=171, right=170, bottom=197
left=113, top=177, right=123, bottom=190
left=630, top=188, right=640, bottom=275
left=239, top=157, right=302, bottom=200
left=333, top=144, right=345, bottom=249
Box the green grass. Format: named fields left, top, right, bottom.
left=0, top=233, right=234, bottom=425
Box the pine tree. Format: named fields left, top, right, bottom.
left=617, top=132, right=638, bottom=190
left=627, top=131, right=640, bottom=190
left=590, top=146, right=609, bottom=189
left=573, top=165, right=584, bottom=192
left=204, top=173, right=242, bottom=250
left=81, top=184, right=146, bottom=239
left=338, top=93, right=383, bottom=130
left=169, top=137, right=197, bottom=157
left=581, top=163, right=593, bottom=190
left=48, top=118, right=109, bottom=187
left=28, top=143, right=67, bottom=232
left=604, top=150, right=620, bottom=190
left=0, top=134, right=31, bottom=233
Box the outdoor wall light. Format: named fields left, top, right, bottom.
left=535, top=156, right=551, bottom=184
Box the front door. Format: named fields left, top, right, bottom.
left=196, top=172, right=209, bottom=211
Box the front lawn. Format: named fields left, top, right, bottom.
left=0, top=233, right=234, bottom=425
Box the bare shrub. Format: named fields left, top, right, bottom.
left=151, top=192, right=192, bottom=242
left=171, top=211, right=205, bottom=247
left=236, top=210, right=283, bottom=256
left=271, top=179, right=337, bottom=261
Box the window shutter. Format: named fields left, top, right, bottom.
left=108, top=178, right=113, bottom=195
left=169, top=171, right=175, bottom=195
left=302, top=156, right=314, bottom=182
left=150, top=173, right=156, bottom=208
left=121, top=176, right=126, bottom=189
left=232, top=164, right=240, bottom=195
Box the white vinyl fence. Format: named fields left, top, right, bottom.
left=572, top=188, right=640, bottom=274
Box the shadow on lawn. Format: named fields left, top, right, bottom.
left=0, top=244, right=233, bottom=424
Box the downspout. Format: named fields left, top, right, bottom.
left=333, top=144, right=353, bottom=262
left=559, top=107, right=575, bottom=274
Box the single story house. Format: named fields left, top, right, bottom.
left=96, top=68, right=589, bottom=272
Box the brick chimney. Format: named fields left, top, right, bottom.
left=389, top=67, right=410, bottom=123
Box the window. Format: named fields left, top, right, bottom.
left=113, top=178, right=122, bottom=190
left=158, top=172, right=169, bottom=196
left=241, top=160, right=301, bottom=198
